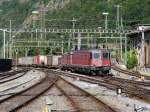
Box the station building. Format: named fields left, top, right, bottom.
left=128, top=25, right=150, bottom=68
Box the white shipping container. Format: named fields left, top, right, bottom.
left=18, top=57, right=34, bottom=65
left=47, top=55, right=61, bottom=66
left=18, top=58, right=23, bottom=64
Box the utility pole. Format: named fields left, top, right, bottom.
left=114, top=5, right=122, bottom=30
left=7, top=42, right=9, bottom=58
left=43, top=9, right=46, bottom=40
left=60, top=35, right=64, bottom=54
left=68, top=34, right=72, bottom=51
left=72, top=17, right=76, bottom=50
left=141, top=28, right=145, bottom=67
left=125, top=35, right=127, bottom=65
left=102, top=12, right=109, bottom=30
left=120, top=33, right=123, bottom=62
left=40, top=2, right=47, bottom=40
left=40, top=7, right=43, bottom=40
left=3, top=29, right=6, bottom=59
left=115, top=4, right=122, bottom=64
left=9, top=43, right=12, bottom=58
left=36, top=29, right=38, bottom=40
left=77, top=33, right=81, bottom=50
left=61, top=40, right=64, bottom=54
left=66, top=17, right=77, bottom=50
left=11, top=35, right=15, bottom=58
left=9, top=20, right=12, bottom=58
left=32, top=10, right=39, bottom=28
left=120, top=17, right=123, bottom=30
left=102, top=12, right=109, bottom=49
left=87, top=33, right=90, bottom=48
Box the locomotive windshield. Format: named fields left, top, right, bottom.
left=93, top=53, right=100, bottom=59
left=103, top=52, right=110, bottom=59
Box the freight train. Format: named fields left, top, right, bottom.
left=61, top=49, right=111, bottom=75
left=15, top=49, right=111, bottom=75
left=16, top=55, right=61, bottom=68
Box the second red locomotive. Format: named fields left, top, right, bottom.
left=61, top=49, right=111, bottom=75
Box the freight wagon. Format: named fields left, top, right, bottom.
left=36, top=55, right=47, bottom=65
left=47, top=55, right=61, bottom=67
left=17, top=55, right=61, bottom=68
left=18, top=57, right=34, bottom=65
left=18, top=55, right=47, bottom=65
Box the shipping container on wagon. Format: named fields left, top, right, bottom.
left=47, top=55, right=61, bottom=66
left=18, top=58, right=23, bottom=64
left=24, top=57, right=30, bottom=64
left=18, top=57, right=34, bottom=65
left=36, top=55, right=47, bottom=65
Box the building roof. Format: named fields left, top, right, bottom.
left=127, top=25, right=150, bottom=36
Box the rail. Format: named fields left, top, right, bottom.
left=0, top=71, right=58, bottom=112
left=55, top=76, right=117, bottom=112
left=111, top=66, right=150, bottom=80
left=52, top=70, right=150, bottom=104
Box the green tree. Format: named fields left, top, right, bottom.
left=127, top=49, right=138, bottom=69
left=28, top=48, right=40, bottom=56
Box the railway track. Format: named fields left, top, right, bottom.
left=0, top=69, right=118, bottom=112
left=0, top=70, right=30, bottom=84
left=54, top=75, right=117, bottom=112
left=51, top=70, right=150, bottom=104
left=1, top=67, right=149, bottom=111
left=102, top=76, right=150, bottom=86
left=0, top=69, right=29, bottom=80
left=0, top=73, right=58, bottom=112
left=112, top=66, right=150, bottom=80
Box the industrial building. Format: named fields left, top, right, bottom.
left=128, top=25, right=150, bottom=68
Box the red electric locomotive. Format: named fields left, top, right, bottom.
left=61, top=49, right=111, bottom=75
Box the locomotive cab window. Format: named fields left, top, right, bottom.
left=103, top=52, right=110, bottom=59
left=93, top=53, right=100, bottom=59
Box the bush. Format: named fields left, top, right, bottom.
left=127, top=49, right=138, bottom=69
